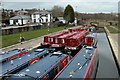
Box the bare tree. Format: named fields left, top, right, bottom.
left=51, top=5, right=64, bottom=17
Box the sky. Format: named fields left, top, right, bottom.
left=0, top=0, right=119, bottom=13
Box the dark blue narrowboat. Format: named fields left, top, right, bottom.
left=0, top=48, right=28, bottom=63
left=54, top=46, right=99, bottom=80
left=0, top=48, right=49, bottom=78
left=6, top=52, right=70, bottom=80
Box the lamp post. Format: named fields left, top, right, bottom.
left=48, top=22, right=50, bottom=34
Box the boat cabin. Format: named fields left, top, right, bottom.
left=65, top=30, right=89, bottom=50
left=85, top=33, right=97, bottom=47
left=42, top=31, right=68, bottom=46
left=68, top=26, right=84, bottom=33
left=51, top=32, right=77, bottom=47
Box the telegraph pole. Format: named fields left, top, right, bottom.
left=75, top=6, right=78, bottom=26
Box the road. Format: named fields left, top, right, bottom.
left=96, top=33, right=119, bottom=78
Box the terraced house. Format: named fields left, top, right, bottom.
left=9, top=10, right=53, bottom=26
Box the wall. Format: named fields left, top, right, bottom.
left=2, top=24, right=48, bottom=35
left=10, top=20, right=13, bottom=25
left=31, top=13, right=52, bottom=23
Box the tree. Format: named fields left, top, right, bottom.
left=51, top=5, right=64, bottom=17
left=63, top=4, right=75, bottom=24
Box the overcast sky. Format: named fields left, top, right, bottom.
left=1, top=0, right=119, bottom=13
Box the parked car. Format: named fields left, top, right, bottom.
left=2, top=23, right=6, bottom=27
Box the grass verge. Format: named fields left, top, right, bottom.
left=106, top=26, right=119, bottom=33
left=2, top=26, right=74, bottom=48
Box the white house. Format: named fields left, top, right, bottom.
left=57, top=17, right=66, bottom=23
left=57, top=17, right=77, bottom=25
left=10, top=15, right=30, bottom=25
left=31, top=10, right=53, bottom=24
left=17, top=10, right=29, bottom=15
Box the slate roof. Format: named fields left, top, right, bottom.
left=18, top=11, right=28, bottom=14
left=57, top=17, right=64, bottom=20
left=33, top=10, right=50, bottom=14
left=10, top=15, right=30, bottom=20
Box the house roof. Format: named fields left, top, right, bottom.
left=10, top=15, right=30, bottom=20
left=18, top=11, right=28, bottom=14
left=57, top=17, right=64, bottom=20
left=33, top=10, right=50, bottom=14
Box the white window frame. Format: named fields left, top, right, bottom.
left=48, top=38, right=53, bottom=42
left=55, top=38, right=58, bottom=43
left=62, top=39, right=65, bottom=43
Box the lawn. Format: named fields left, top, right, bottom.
left=2, top=26, right=74, bottom=48
left=106, top=26, right=119, bottom=33
left=115, top=23, right=120, bottom=29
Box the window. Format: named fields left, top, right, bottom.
left=85, top=38, right=88, bottom=42
left=70, top=40, right=74, bottom=44
left=55, top=38, right=58, bottom=43
left=48, top=38, right=53, bottom=42
left=34, top=19, right=36, bottom=23
left=33, top=14, right=36, bottom=18
left=62, top=39, right=65, bottom=43
left=39, top=20, right=41, bottom=23
left=87, top=38, right=93, bottom=43
left=46, top=19, right=48, bottom=22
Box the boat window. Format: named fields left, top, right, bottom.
left=62, top=39, right=65, bottom=43
left=48, top=38, right=53, bottom=42
left=85, top=38, right=88, bottom=42
left=44, top=37, right=48, bottom=42
left=55, top=38, right=58, bottom=43
left=70, top=40, right=74, bottom=44
left=86, top=38, right=93, bottom=43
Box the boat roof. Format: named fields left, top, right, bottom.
left=0, top=48, right=27, bottom=62
left=58, top=32, right=77, bottom=39
left=45, top=31, right=68, bottom=38
left=86, top=33, right=96, bottom=38
left=0, top=49, right=48, bottom=76
left=69, top=26, right=83, bottom=30
left=68, top=31, right=87, bottom=39
left=9, top=53, right=68, bottom=79
left=56, top=47, right=96, bottom=78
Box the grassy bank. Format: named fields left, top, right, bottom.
left=106, top=26, right=119, bottom=33
left=2, top=26, right=74, bottom=48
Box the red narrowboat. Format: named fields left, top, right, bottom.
left=68, top=26, right=84, bottom=33
left=41, top=31, right=68, bottom=47
left=51, top=32, right=78, bottom=48
left=65, top=30, right=89, bottom=50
